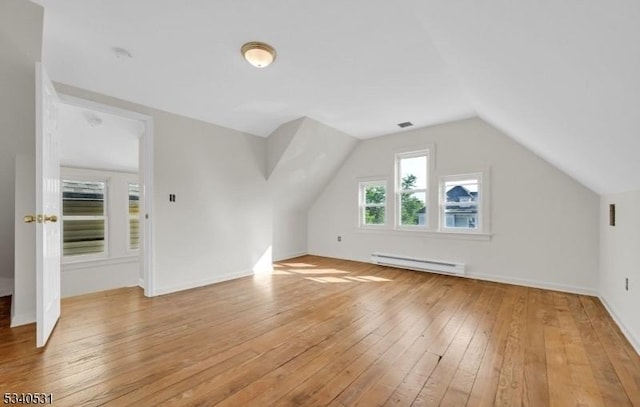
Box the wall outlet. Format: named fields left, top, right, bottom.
left=625, top=277, right=629, bottom=291
left=337, top=235, right=342, bottom=242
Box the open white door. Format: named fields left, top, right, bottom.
left=34, top=63, right=61, bottom=347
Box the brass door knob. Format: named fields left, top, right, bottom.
left=44, top=215, right=58, bottom=223
left=23, top=215, right=37, bottom=223
left=23, top=214, right=58, bottom=223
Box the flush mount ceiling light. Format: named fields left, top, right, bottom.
left=241, top=41, right=277, bottom=68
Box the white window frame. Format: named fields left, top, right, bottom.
left=359, top=180, right=388, bottom=228
left=439, top=172, right=488, bottom=234
left=395, top=149, right=430, bottom=229
left=61, top=177, right=110, bottom=262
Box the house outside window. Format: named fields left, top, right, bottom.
left=440, top=174, right=482, bottom=232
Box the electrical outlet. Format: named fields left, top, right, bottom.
left=625, top=277, right=629, bottom=291
left=337, top=236, right=342, bottom=242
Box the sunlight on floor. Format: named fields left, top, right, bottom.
left=279, top=262, right=317, bottom=268
left=304, top=275, right=393, bottom=284
left=287, top=268, right=349, bottom=275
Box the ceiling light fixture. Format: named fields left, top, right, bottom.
left=241, top=41, right=277, bottom=68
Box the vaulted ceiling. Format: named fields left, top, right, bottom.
left=34, top=0, right=640, bottom=194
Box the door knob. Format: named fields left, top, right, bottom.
left=23, top=214, right=58, bottom=223
left=44, top=215, right=58, bottom=223
left=23, top=215, right=37, bottom=223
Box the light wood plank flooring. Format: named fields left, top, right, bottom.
left=1, top=255, right=639, bottom=406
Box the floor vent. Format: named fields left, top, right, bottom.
left=370, top=252, right=465, bottom=276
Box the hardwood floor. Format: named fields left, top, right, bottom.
left=1, top=255, right=639, bottom=406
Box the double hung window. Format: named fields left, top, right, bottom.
left=396, top=151, right=429, bottom=228
left=62, top=180, right=107, bottom=257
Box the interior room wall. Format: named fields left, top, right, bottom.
left=599, top=190, right=640, bottom=353
left=308, top=117, right=600, bottom=294
left=51, top=83, right=273, bottom=296
left=0, top=0, right=43, bottom=296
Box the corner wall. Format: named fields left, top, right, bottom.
left=267, top=117, right=358, bottom=260
left=308, top=117, right=600, bottom=294
left=600, top=190, right=640, bottom=353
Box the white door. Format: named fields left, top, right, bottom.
left=35, top=63, right=61, bottom=347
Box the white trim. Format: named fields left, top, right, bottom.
left=11, top=313, right=36, bottom=328
left=0, top=278, right=14, bottom=297
left=469, top=272, right=597, bottom=296
left=599, top=295, right=640, bottom=356
left=354, top=227, right=492, bottom=241
left=58, top=94, right=152, bottom=122
left=142, top=119, right=154, bottom=297
left=62, top=255, right=138, bottom=271
left=138, top=278, right=144, bottom=289
left=273, top=251, right=309, bottom=262
left=58, top=94, right=155, bottom=298
left=154, top=270, right=253, bottom=296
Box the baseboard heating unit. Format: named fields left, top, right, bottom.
left=370, top=252, right=466, bottom=276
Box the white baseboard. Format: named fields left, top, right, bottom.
left=599, top=295, right=640, bottom=356
left=154, top=270, right=254, bottom=296
left=0, top=278, right=13, bottom=297
left=469, top=272, right=597, bottom=296
left=138, top=278, right=144, bottom=288
left=11, top=313, right=35, bottom=328
left=273, top=252, right=308, bottom=262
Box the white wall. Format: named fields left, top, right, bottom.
left=309, top=118, right=600, bottom=294
left=53, top=83, right=272, bottom=295
left=60, top=167, right=140, bottom=298
left=267, top=117, right=358, bottom=260
left=600, top=190, right=640, bottom=353
left=12, top=155, right=36, bottom=326
left=0, top=0, right=43, bottom=290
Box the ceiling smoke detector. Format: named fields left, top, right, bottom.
left=397, top=121, right=413, bottom=128
left=112, top=47, right=133, bottom=59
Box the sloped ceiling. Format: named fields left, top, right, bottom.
left=411, top=0, right=640, bottom=195
left=33, top=0, right=640, bottom=194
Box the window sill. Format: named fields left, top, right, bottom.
left=62, top=255, right=139, bottom=271
left=355, top=227, right=492, bottom=241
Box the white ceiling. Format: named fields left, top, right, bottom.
left=35, top=0, right=640, bottom=194
left=59, top=102, right=140, bottom=173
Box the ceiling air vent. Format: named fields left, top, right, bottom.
left=397, top=121, right=413, bottom=128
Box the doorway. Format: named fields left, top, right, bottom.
left=58, top=94, right=154, bottom=297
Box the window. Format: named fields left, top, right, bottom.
left=62, top=180, right=107, bottom=257
left=440, top=174, right=482, bottom=232
left=359, top=181, right=387, bottom=226
left=128, top=183, right=140, bottom=250
left=396, top=150, right=429, bottom=228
